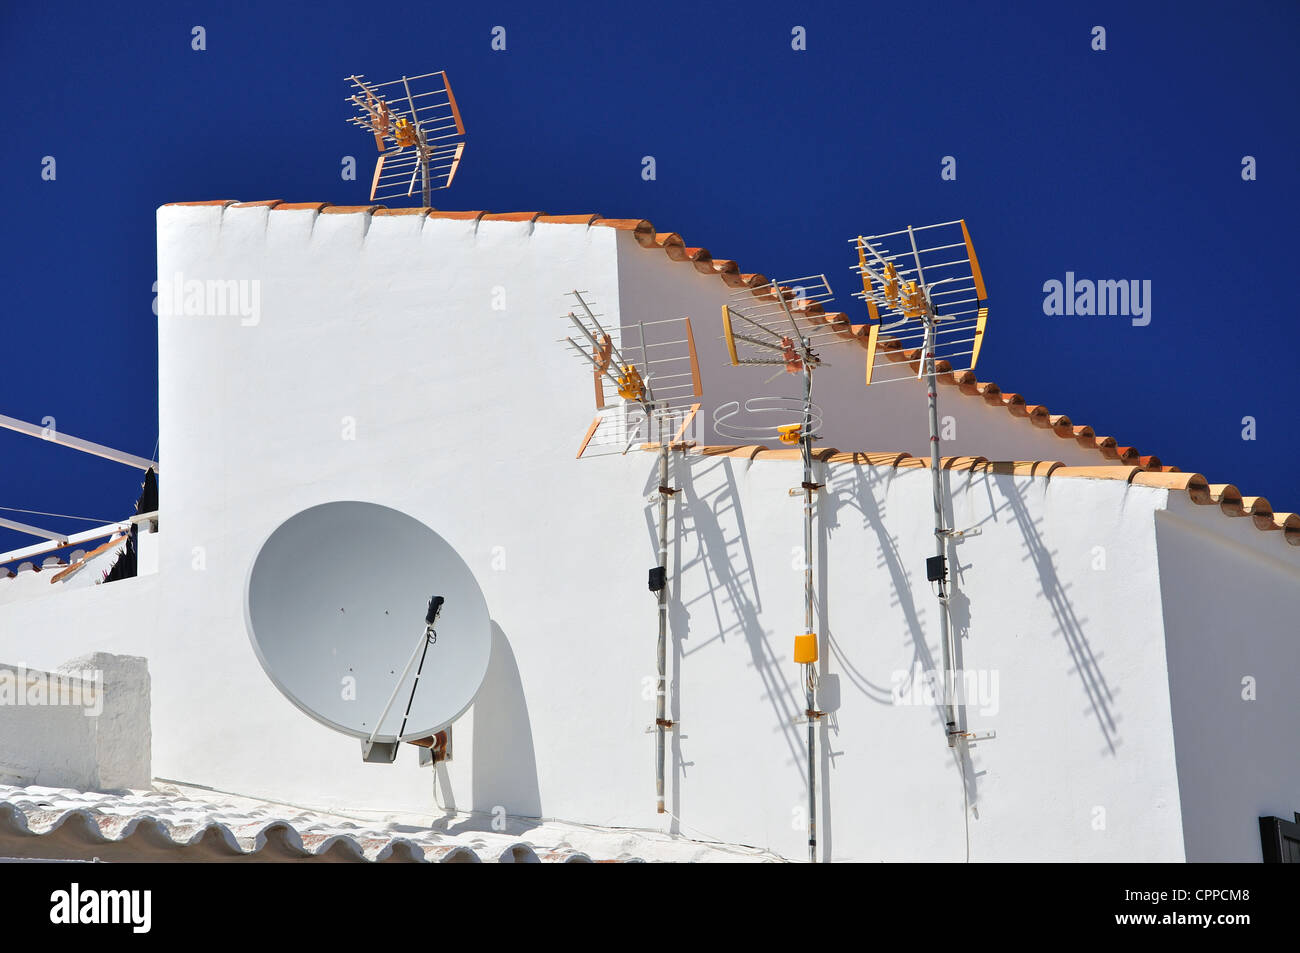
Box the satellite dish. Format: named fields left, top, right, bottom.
left=244, top=501, right=491, bottom=763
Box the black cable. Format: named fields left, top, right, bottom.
left=395, top=627, right=434, bottom=742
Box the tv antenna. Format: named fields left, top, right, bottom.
left=244, top=501, right=492, bottom=765
left=344, top=70, right=466, bottom=207
left=714, top=274, right=852, bottom=864
left=560, top=290, right=702, bottom=814
left=849, top=219, right=993, bottom=748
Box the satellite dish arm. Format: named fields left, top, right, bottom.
left=365, top=597, right=443, bottom=752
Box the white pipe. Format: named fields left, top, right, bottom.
left=0, top=516, right=66, bottom=542
left=0, top=414, right=159, bottom=472
left=0, top=511, right=159, bottom=566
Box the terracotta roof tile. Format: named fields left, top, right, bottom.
left=1130, top=470, right=1212, bottom=503
left=680, top=447, right=1295, bottom=550
left=373, top=207, right=432, bottom=216
left=828, top=451, right=912, bottom=466
left=1208, top=483, right=1245, bottom=516
left=537, top=214, right=601, bottom=225
left=1240, top=496, right=1274, bottom=531
left=1273, top=513, right=1300, bottom=545
left=480, top=211, right=544, bottom=223
left=983, top=460, right=1063, bottom=477
left=426, top=210, right=486, bottom=221
left=320, top=205, right=382, bottom=215
left=591, top=218, right=655, bottom=246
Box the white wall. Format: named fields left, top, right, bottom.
left=1155, top=496, right=1300, bottom=861
left=0, top=651, right=150, bottom=790
left=612, top=229, right=1110, bottom=466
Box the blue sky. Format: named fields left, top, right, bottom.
left=1, top=1, right=1297, bottom=552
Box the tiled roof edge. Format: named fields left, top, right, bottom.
left=671, top=446, right=1299, bottom=549
left=0, top=801, right=600, bottom=863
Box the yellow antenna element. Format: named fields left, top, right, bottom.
left=671, top=403, right=701, bottom=445
left=393, top=117, right=415, bottom=146
left=592, top=332, right=613, bottom=410
left=777, top=423, right=803, bottom=445
left=617, top=364, right=646, bottom=401
left=446, top=142, right=465, bottom=188
left=442, top=70, right=465, bottom=136
left=961, top=219, right=987, bottom=301
left=576, top=416, right=602, bottom=459
left=721, top=305, right=740, bottom=365
left=883, top=262, right=900, bottom=305
left=901, top=280, right=926, bottom=318
left=684, top=317, right=703, bottom=397
left=863, top=323, right=881, bottom=386
left=857, top=238, right=871, bottom=293
left=971, top=306, right=989, bottom=370
left=793, top=633, right=818, bottom=665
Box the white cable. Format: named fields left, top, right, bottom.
left=0, top=505, right=115, bottom=523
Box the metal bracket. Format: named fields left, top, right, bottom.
left=938, top=526, right=982, bottom=540
left=360, top=739, right=400, bottom=763
left=948, top=728, right=996, bottom=748
left=647, top=486, right=680, bottom=503
left=788, top=483, right=824, bottom=497
left=645, top=718, right=679, bottom=733
left=792, top=709, right=827, bottom=726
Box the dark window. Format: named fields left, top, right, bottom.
left=1259, top=813, right=1300, bottom=862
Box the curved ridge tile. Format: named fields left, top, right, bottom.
left=426, top=210, right=486, bottom=221
left=321, top=204, right=382, bottom=215
left=1131, top=470, right=1211, bottom=503
left=1240, top=496, right=1275, bottom=531
left=537, top=214, right=601, bottom=225
left=481, top=211, right=544, bottom=223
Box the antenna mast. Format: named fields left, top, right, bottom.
left=344, top=70, right=466, bottom=205
left=849, top=219, right=993, bottom=747
left=560, top=291, right=702, bottom=813
left=715, top=274, right=851, bottom=863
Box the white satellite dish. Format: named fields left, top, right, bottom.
left=244, top=501, right=492, bottom=763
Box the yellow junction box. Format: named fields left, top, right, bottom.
left=793, top=633, right=818, bottom=664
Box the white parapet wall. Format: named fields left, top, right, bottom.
left=0, top=652, right=150, bottom=791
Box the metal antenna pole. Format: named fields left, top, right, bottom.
left=801, top=358, right=817, bottom=863
left=420, top=148, right=432, bottom=207
left=655, top=406, right=670, bottom=814
left=923, top=313, right=959, bottom=741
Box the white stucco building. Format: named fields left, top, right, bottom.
left=1, top=200, right=1296, bottom=862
